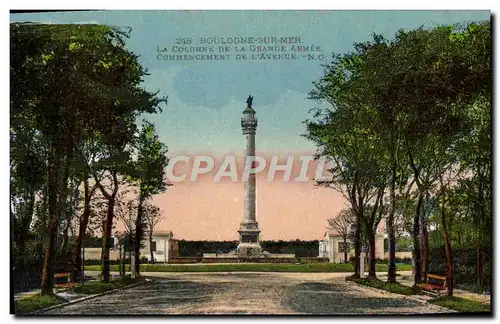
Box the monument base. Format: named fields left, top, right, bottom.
left=201, top=250, right=297, bottom=263
left=236, top=242, right=262, bottom=258
left=237, top=221, right=261, bottom=258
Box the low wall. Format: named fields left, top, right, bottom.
left=201, top=257, right=298, bottom=264
left=83, top=247, right=120, bottom=261
left=169, top=257, right=202, bottom=264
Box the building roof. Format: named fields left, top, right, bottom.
left=324, top=230, right=342, bottom=237
left=323, top=219, right=387, bottom=239
left=153, top=231, right=174, bottom=237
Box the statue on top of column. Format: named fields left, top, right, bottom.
left=246, top=95, right=253, bottom=108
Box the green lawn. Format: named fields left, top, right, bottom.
left=84, top=262, right=412, bottom=273
left=429, top=296, right=491, bottom=313
left=15, top=277, right=144, bottom=315
left=346, top=276, right=415, bottom=295
left=15, top=294, right=66, bottom=315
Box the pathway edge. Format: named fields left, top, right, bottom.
left=22, top=279, right=152, bottom=315
left=345, top=279, right=456, bottom=313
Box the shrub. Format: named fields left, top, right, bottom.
left=429, top=296, right=491, bottom=313
left=428, top=246, right=491, bottom=291
left=346, top=277, right=414, bottom=295
left=15, top=294, right=66, bottom=314
left=300, top=257, right=329, bottom=264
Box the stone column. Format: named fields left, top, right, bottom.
left=243, top=129, right=256, bottom=223
left=237, top=96, right=261, bottom=257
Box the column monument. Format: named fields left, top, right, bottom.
left=237, top=95, right=262, bottom=257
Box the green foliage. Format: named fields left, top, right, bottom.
left=10, top=24, right=162, bottom=148
left=429, top=296, right=490, bottom=313
left=131, top=121, right=170, bottom=199
left=15, top=294, right=66, bottom=314
left=305, top=20, right=491, bottom=289
left=10, top=23, right=166, bottom=293
left=427, top=244, right=491, bottom=291
left=346, top=277, right=414, bottom=295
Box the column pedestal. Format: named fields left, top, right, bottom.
left=237, top=221, right=261, bottom=257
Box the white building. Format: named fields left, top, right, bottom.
left=141, top=231, right=179, bottom=263
left=320, top=221, right=386, bottom=263
left=114, top=231, right=179, bottom=263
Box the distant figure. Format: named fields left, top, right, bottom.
left=246, top=95, right=253, bottom=108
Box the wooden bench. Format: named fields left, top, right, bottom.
left=54, top=272, right=79, bottom=289
left=418, top=274, right=447, bottom=296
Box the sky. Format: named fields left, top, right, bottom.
left=10, top=10, right=490, bottom=240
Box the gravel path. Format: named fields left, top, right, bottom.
left=43, top=272, right=450, bottom=315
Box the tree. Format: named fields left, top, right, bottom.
left=455, top=97, right=491, bottom=289
left=306, top=45, right=392, bottom=278
left=115, top=194, right=137, bottom=260
left=143, top=202, right=163, bottom=263
left=305, top=20, right=490, bottom=288
left=10, top=23, right=163, bottom=292
left=130, top=121, right=169, bottom=275
left=71, top=135, right=105, bottom=282
left=346, top=22, right=491, bottom=288
left=327, top=208, right=355, bottom=263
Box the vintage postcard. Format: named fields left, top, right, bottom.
left=10, top=10, right=492, bottom=316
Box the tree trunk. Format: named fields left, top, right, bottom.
left=16, top=190, right=36, bottom=288
left=100, top=171, right=119, bottom=283
left=443, top=225, right=454, bottom=296
left=368, top=230, right=376, bottom=278
left=412, top=192, right=424, bottom=290
left=422, top=217, right=429, bottom=283
left=475, top=173, right=485, bottom=289
left=17, top=190, right=36, bottom=258
left=55, top=153, right=73, bottom=253
left=71, top=179, right=93, bottom=282
left=445, top=235, right=454, bottom=296
left=59, top=215, right=72, bottom=254
left=134, top=197, right=145, bottom=275
left=353, top=212, right=361, bottom=278
left=11, top=203, right=16, bottom=248
left=40, top=147, right=59, bottom=295
left=101, top=198, right=115, bottom=283
left=149, top=234, right=154, bottom=264
left=387, top=162, right=397, bottom=283
left=476, top=242, right=483, bottom=288
left=343, top=237, right=348, bottom=263
left=440, top=194, right=454, bottom=296
left=59, top=183, right=77, bottom=254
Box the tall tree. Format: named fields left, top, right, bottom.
left=327, top=208, right=355, bottom=263
left=349, top=22, right=491, bottom=287
left=115, top=194, right=138, bottom=261
left=130, top=121, right=169, bottom=275
left=306, top=45, right=392, bottom=278
left=10, top=23, right=163, bottom=293
left=143, top=202, right=163, bottom=263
